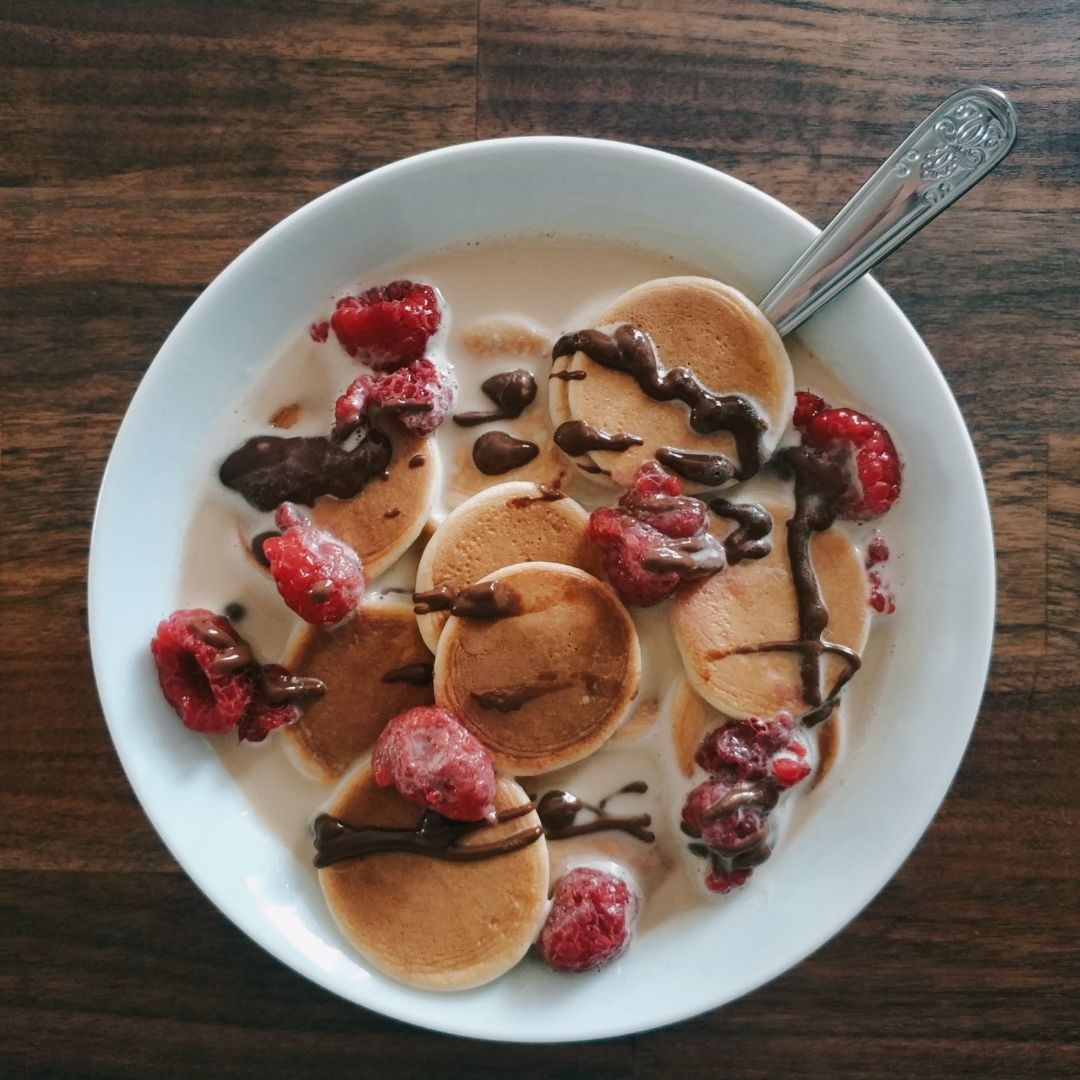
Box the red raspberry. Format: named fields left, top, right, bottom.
left=704, top=866, right=752, bottom=894
left=618, top=461, right=707, bottom=538
left=371, top=706, right=496, bottom=822
left=150, top=610, right=253, bottom=733
left=262, top=504, right=365, bottom=625
left=332, top=374, right=375, bottom=442
left=330, top=280, right=441, bottom=371
left=771, top=754, right=812, bottom=788
left=587, top=507, right=682, bottom=607
left=695, top=714, right=797, bottom=780
left=793, top=394, right=902, bottom=521
left=868, top=569, right=896, bottom=614
left=309, top=320, right=329, bottom=343
left=236, top=666, right=301, bottom=743
left=536, top=867, right=641, bottom=973
left=865, top=529, right=889, bottom=567
left=367, top=357, right=455, bottom=436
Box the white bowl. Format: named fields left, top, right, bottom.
left=89, top=137, right=994, bottom=1042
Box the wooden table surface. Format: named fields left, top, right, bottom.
left=3, top=2, right=1077, bottom=1077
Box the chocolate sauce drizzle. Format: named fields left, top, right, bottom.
left=313, top=804, right=542, bottom=868
left=641, top=533, right=727, bottom=577
left=219, top=430, right=392, bottom=511
left=706, top=447, right=862, bottom=725
left=453, top=370, right=537, bottom=427
left=683, top=780, right=778, bottom=872
left=552, top=325, right=767, bottom=481
left=250, top=530, right=280, bottom=568
left=536, top=783, right=654, bottom=844
left=709, top=498, right=773, bottom=564
left=550, top=368, right=587, bottom=381
left=471, top=671, right=573, bottom=712
left=553, top=419, right=645, bottom=456
left=380, top=662, right=435, bottom=687
left=507, top=483, right=565, bottom=508
left=472, top=431, right=540, bottom=474
left=412, top=582, right=522, bottom=620
left=655, top=446, right=735, bottom=487
left=188, top=615, right=325, bottom=706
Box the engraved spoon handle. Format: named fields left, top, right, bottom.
left=758, top=86, right=1017, bottom=338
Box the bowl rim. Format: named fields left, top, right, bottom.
left=89, top=135, right=995, bottom=1042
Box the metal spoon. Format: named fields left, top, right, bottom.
left=758, top=86, right=1017, bottom=337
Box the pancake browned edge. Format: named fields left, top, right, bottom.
left=434, top=562, right=641, bottom=775
left=672, top=497, right=869, bottom=719
left=282, top=601, right=434, bottom=783
left=550, top=276, right=793, bottom=488
left=414, top=481, right=604, bottom=652
left=317, top=765, right=548, bottom=991
left=310, top=420, right=440, bottom=578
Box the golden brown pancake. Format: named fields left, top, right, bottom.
left=551, top=276, right=793, bottom=488
left=282, top=601, right=434, bottom=782
left=434, top=562, right=640, bottom=775
left=318, top=766, right=548, bottom=991
left=672, top=498, right=870, bottom=719
left=414, top=481, right=604, bottom=652
left=309, top=420, right=438, bottom=578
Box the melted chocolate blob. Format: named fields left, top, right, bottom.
left=472, top=431, right=540, bottom=475
left=408, top=453, right=426, bottom=469
left=380, top=661, right=435, bottom=687
left=536, top=784, right=654, bottom=844
left=507, top=483, right=565, bottom=509
left=550, top=369, right=587, bottom=381
left=224, top=602, right=247, bottom=622
left=655, top=446, right=735, bottom=486
left=251, top=530, right=280, bottom=568
left=453, top=370, right=537, bottom=427
left=553, top=420, right=644, bottom=456
left=188, top=615, right=325, bottom=705
left=412, top=585, right=456, bottom=615
left=709, top=498, right=773, bottom=564
left=220, top=430, right=392, bottom=511
left=313, top=804, right=542, bottom=868
left=641, top=533, right=727, bottom=578
left=552, top=324, right=767, bottom=479
left=451, top=581, right=522, bottom=619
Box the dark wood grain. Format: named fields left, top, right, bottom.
left=2, top=1, right=1077, bottom=1077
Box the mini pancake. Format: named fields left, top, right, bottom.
left=551, top=276, right=793, bottom=488
left=414, top=481, right=604, bottom=652
left=317, top=765, right=548, bottom=991
left=282, top=601, right=434, bottom=783
left=672, top=498, right=869, bottom=719
left=309, top=421, right=439, bottom=579
left=434, top=562, right=641, bottom=775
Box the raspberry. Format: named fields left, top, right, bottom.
left=868, top=569, right=896, bottom=614
left=618, top=461, right=707, bottom=538
left=367, top=357, right=455, bottom=436
left=695, top=714, right=797, bottom=781
left=262, top=504, right=365, bottom=625
left=865, top=529, right=889, bottom=567
left=704, top=866, right=752, bottom=894
left=587, top=507, right=682, bottom=606
left=771, top=754, right=812, bottom=788
left=371, top=706, right=496, bottom=822
left=309, top=320, right=329, bottom=343
left=792, top=393, right=902, bottom=521
left=330, top=280, right=441, bottom=371
left=332, top=374, right=375, bottom=442
left=236, top=666, right=301, bottom=743
left=536, top=867, right=640, bottom=973
left=150, top=610, right=254, bottom=734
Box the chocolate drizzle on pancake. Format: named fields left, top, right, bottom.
left=552, top=324, right=767, bottom=480
left=472, top=431, right=540, bottom=474
left=450, top=581, right=522, bottom=619
left=550, top=368, right=587, bottom=381
left=705, top=447, right=862, bottom=725
left=453, top=370, right=537, bottom=427
left=655, top=446, right=735, bottom=487
left=471, top=675, right=573, bottom=712
left=553, top=420, right=645, bottom=456
left=708, top=498, right=773, bottom=564
left=412, top=585, right=456, bottom=614
left=536, top=783, right=654, bottom=844
left=188, top=615, right=325, bottom=705
left=506, top=483, right=565, bottom=508
left=219, top=430, right=392, bottom=511
left=380, top=662, right=435, bottom=687
left=313, top=804, right=542, bottom=868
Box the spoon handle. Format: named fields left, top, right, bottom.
left=759, top=86, right=1017, bottom=338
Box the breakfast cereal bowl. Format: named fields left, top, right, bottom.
left=89, top=137, right=994, bottom=1041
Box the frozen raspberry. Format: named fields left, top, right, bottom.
left=792, top=393, right=902, bottom=521
left=309, top=320, right=329, bottom=343
left=771, top=754, right=812, bottom=788
left=704, top=866, right=752, bottom=894
left=332, top=374, right=375, bottom=442
left=618, top=461, right=707, bottom=538
left=262, top=504, right=365, bottom=625
left=236, top=666, right=301, bottom=743
left=865, top=529, right=889, bottom=567
left=367, top=357, right=455, bottom=435
left=150, top=610, right=254, bottom=734
left=330, top=280, right=441, bottom=370
left=536, top=867, right=641, bottom=973
left=868, top=569, right=896, bottom=614
left=682, top=777, right=739, bottom=835
left=587, top=507, right=682, bottom=606
left=371, top=706, right=496, bottom=822
left=695, top=714, right=797, bottom=781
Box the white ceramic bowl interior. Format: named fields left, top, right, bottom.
left=89, top=138, right=994, bottom=1042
